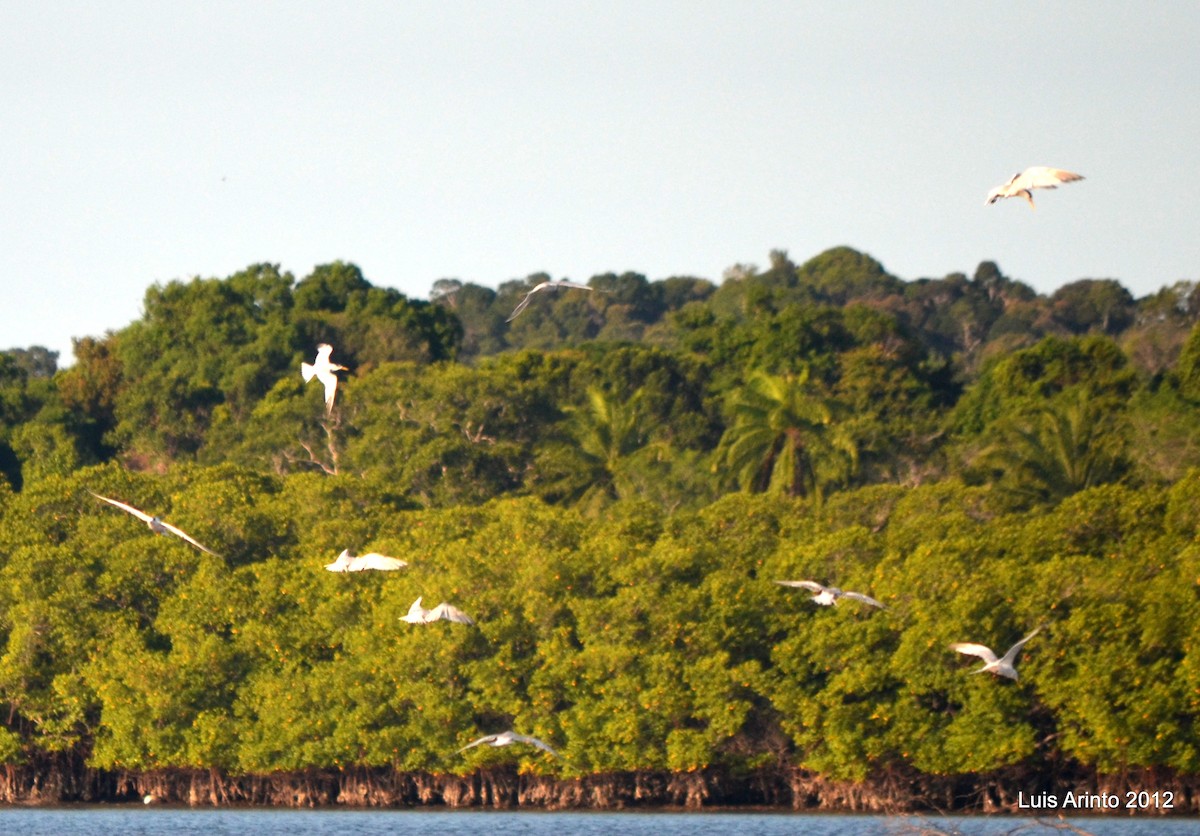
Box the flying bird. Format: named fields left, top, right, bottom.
left=985, top=167, right=1084, bottom=209
left=323, top=549, right=408, bottom=573
left=775, top=580, right=884, bottom=608
left=950, top=627, right=1042, bottom=680
left=506, top=279, right=596, bottom=321
left=88, top=490, right=220, bottom=556
left=301, top=344, right=348, bottom=411
left=456, top=730, right=561, bottom=759
left=401, top=596, right=475, bottom=625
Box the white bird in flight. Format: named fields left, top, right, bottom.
left=88, top=490, right=220, bottom=556
left=323, top=549, right=408, bottom=573
left=775, top=580, right=884, bottom=608
left=456, top=730, right=561, bottom=759
left=401, top=596, right=475, bottom=625
left=301, top=344, right=348, bottom=412
left=985, top=167, right=1084, bottom=209
left=950, top=627, right=1042, bottom=680
left=506, top=279, right=596, bottom=322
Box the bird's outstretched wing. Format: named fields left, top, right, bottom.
left=512, top=733, right=561, bottom=758
left=353, top=553, right=408, bottom=571
left=402, top=596, right=427, bottom=622
left=949, top=642, right=999, bottom=665
left=324, top=549, right=354, bottom=572
left=319, top=374, right=339, bottom=411
left=1016, top=167, right=1083, bottom=190
left=151, top=518, right=220, bottom=556
left=999, top=626, right=1041, bottom=665
left=88, top=491, right=154, bottom=524
left=429, top=602, right=475, bottom=625
left=505, top=288, right=542, bottom=321
left=775, top=580, right=825, bottom=593
left=455, top=734, right=497, bottom=754
left=841, top=590, right=885, bottom=608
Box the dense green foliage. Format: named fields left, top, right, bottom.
left=0, top=248, right=1198, bottom=787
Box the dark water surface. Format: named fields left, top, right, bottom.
left=0, top=808, right=1195, bottom=836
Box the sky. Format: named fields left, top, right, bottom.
left=3, top=1, right=1199, bottom=365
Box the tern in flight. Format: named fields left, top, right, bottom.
left=301, top=344, right=348, bottom=411
left=401, top=596, right=475, bottom=625
left=506, top=279, right=596, bottom=321
left=323, top=549, right=408, bottom=573
left=950, top=627, right=1042, bottom=680
left=456, top=731, right=561, bottom=759
left=985, top=167, right=1084, bottom=209
left=88, top=491, right=220, bottom=556
left=775, top=580, right=884, bottom=608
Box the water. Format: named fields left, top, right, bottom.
left=0, top=809, right=1194, bottom=836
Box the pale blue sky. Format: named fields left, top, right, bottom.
left=4, top=1, right=1198, bottom=363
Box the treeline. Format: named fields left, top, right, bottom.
left=0, top=247, right=1199, bottom=809
left=6, top=248, right=1200, bottom=500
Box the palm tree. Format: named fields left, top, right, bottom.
left=981, top=388, right=1129, bottom=506
left=570, top=387, right=648, bottom=477
left=533, top=387, right=650, bottom=507
left=715, top=369, right=857, bottom=499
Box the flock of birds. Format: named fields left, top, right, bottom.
left=87, top=172, right=1075, bottom=763
left=759, top=167, right=1078, bottom=681
left=85, top=341, right=551, bottom=759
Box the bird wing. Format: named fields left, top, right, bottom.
left=512, top=733, right=561, bottom=758
left=554, top=280, right=594, bottom=292
left=354, top=553, right=408, bottom=571
left=89, top=491, right=154, bottom=524
left=840, top=590, right=885, bottom=608
left=325, top=548, right=356, bottom=571
left=949, top=642, right=999, bottom=664
left=315, top=344, right=334, bottom=362
left=151, top=518, right=220, bottom=556
left=402, top=597, right=428, bottom=622
left=775, top=580, right=826, bottom=593
left=506, top=290, right=537, bottom=322
left=318, top=370, right=339, bottom=410
left=1017, top=167, right=1083, bottom=190
left=999, top=626, right=1041, bottom=665
left=429, top=602, right=475, bottom=625
left=455, top=734, right=496, bottom=754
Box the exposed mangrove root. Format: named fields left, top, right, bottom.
left=0, top=758, right=1195, bottom=814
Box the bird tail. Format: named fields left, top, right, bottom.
left=301, top=362, right=316, bottom=381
